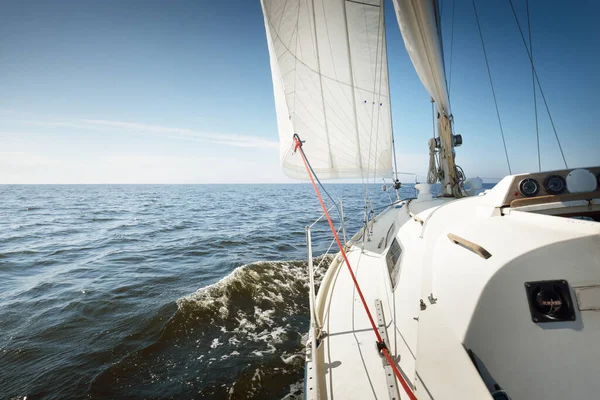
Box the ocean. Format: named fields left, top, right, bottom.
left=0, top=183, right=419, bottom=399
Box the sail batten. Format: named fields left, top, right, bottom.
left=261, top=0, right=393, bottom=180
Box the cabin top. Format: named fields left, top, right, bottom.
left=478, top=166, right=600, bottom=221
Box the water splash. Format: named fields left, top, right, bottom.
left=91, top=256, right=331, bottom=399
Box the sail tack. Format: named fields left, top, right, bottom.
left=392, top=0, right=450, bottom=116
left=261, top=0, right=393, bottom=180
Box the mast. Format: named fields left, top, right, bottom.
left=393, top=0, right=463, bottom=196
left=438, top=113, right=461, bottom=196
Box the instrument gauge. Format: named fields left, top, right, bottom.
left=544, top=175, right=566, bottom=195
left=519, top=178, right=540, bottom=197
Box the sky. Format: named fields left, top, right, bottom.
left=0, top=0, right=598, bottom=184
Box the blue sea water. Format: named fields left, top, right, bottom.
left=0, top=183, right=418, bottom=399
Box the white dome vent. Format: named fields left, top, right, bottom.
left=565, top=169, right=597, bottom=193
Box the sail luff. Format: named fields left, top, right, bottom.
left=392, top=0, right=451, bottom=116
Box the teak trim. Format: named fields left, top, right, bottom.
left=448, top=233, right=492, bottom=259
left=510, top=191, right=600, bottom=208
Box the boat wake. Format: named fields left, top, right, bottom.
left=91, top=256, right=332, bottom=399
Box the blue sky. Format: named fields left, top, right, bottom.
left=0, top=0, right=598, bottom=183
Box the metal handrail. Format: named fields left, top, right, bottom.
left=305, top=200, right=346, bottom=400
left=308, top=203, right=338, bottom=229
left=306, top=201, right=345, bottom=330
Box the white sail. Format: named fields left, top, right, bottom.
left=261, top=0, right=393, bottom=180
left=392, top=0, right=450, bottom=116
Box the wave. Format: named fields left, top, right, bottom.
left=90, top=256, right=333, bottom=399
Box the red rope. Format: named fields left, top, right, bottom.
left=294, top=136, right=417, bottom=400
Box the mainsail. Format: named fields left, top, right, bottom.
left=261, top=0, right=393, bottom=180
left=392, top=0, right=450, bottom=116
left=392, top=0, right=462, bottom=196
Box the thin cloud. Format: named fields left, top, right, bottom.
left=79, top=119, right=279, bottom=149
left=0, top=152, right=289, bottom=184
left=5, top=116, right=279, bottom=149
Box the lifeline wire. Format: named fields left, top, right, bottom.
left=295, top=135, right=346, bottom=243
left=293, top=134, right=418, bottom=400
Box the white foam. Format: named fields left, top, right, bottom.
left=281, top=380, right=304, bottom=400
left=281, top=353, right=303, bottom=364
left=251, top=367, right=264, bottom=382
left=175, top=257, right=334, bottom=369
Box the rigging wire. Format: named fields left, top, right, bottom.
left=382, top=0, right=401, bottom=190
left=427, top=99, right=440, bottom=184
left=472, top=0, right=512, bottom=175
left=297, top=140, right=347, bottom=242
left=293, top=135, right=418, bottom=400
left=526, top=0, right=541, bottom=172
left=448, top=0, right=456, bottom=95
left=391, top=130, right=400, bottom=182
left=432, top=100, right=436, bottom=142
left=507, top=0, right=568, bottom=169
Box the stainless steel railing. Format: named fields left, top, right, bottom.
left=304, top=201, right=346, bottom=400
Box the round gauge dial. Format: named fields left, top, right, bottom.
left=544, top=175, right=566, bottom=195
left=519, top=178, right=540, bottom=197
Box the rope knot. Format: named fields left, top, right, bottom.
left=292, top=133, right=304, bottom=152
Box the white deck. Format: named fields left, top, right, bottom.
left=308, top=179, right=600, bottom=399
left=319, top=205, right=402, bottom=399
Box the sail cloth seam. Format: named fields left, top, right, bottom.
left=310, top=0, right=335, bottom=170
left=365, top=6, right=376, bottom=185
left=382, top=0, right=399, bottom=182
left=292, top=1, right=300, bottom=123
left=372, top=9, right=387, bottom=184
left=366, top=2, right=385, bottom=186
left=472, top=0, right=512, bottom=175
left=341, top=0, right=365, bottom=176
left=319, top=0, right=392, bottom=177
left=293, top=134, right=418, bottom=400
left=506, top=0, right=567, bottom=169
left=293, top=81, right=376, bottom=164
left=267, top=18, right=389, bottom=96
left=295, top=73, right=353, bottom=134
left=275, top=0, right=292, bottom=32
left=347, top=0, right=380, bottom=7
left=322, top=77, right=377, bottom=139
left=293, top=75, right=369, bottom=162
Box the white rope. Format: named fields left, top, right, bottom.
left=427, top=138, right=438, bottom=184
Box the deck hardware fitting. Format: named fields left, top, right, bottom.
left=428, top=293, right=437, bottom=304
